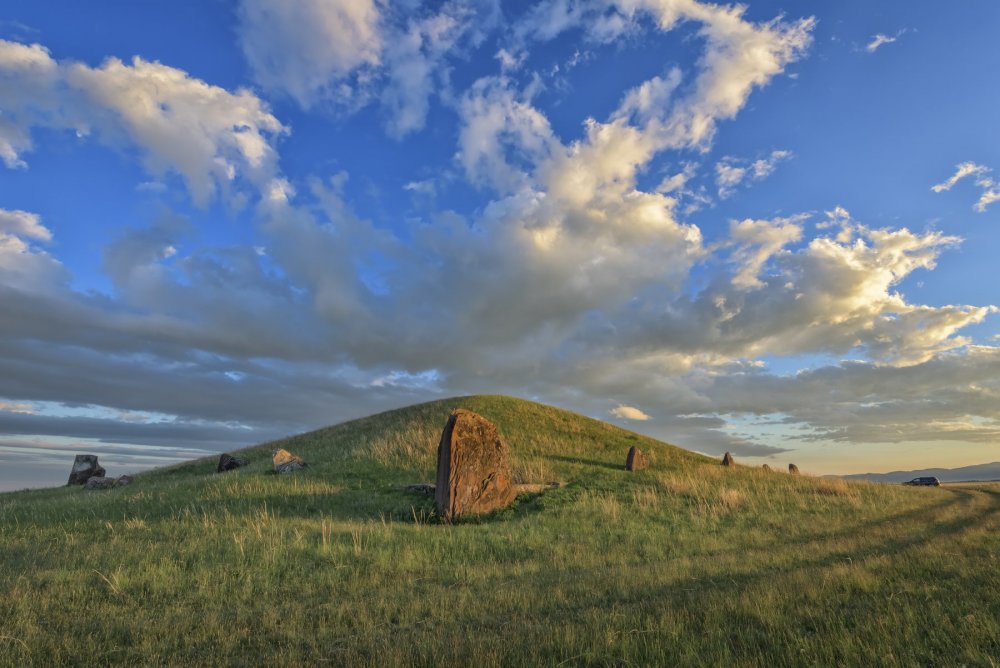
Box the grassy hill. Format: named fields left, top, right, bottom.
left=1, top=395, right=998, bottom=665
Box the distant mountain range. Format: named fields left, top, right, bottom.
left=841, top=462, right=1000, bottom=484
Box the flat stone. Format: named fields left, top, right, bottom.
left=272, top=448, right=307, bottom=474
left=84, top=476, right=118, bottom=490
left=68, top=454, right=105, bottom=485
left=625, top=446, right=648, bottom=471
left=404, top=483, right=435, bottom=495
left=116, top=475, right=133, bottom=486
left=434, top=409, right=515, bottom=522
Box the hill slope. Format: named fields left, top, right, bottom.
left=1, top=396, right=998, bottom=665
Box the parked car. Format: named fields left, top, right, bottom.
left=903, top=476, right=941, bottom=486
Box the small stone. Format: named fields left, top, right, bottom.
left=722, top=452, right=734, bottom=467
left=272, top=448, right=307, bottom=474
left=404, top=483, right=435, bottom=495
left=761, top=464, right=772, bottom=472
left=68, top=454, right=106, bottom=485
left=217, top=453, right=249, bottom=473
left=116, top=475, right=133, bottom=486
left=84, top=476, right=118, bottom=490
left=788, top=463, right=800, bottom=475
left=625, top=446, right=648, bottom=471
left=434, top=409, right=515, bottom=522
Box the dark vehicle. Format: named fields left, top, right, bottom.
left=903, top=476, right=941, bottom=487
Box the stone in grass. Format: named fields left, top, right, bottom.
left=435, top=409, right=516, bottom=523
left=68, top=454, right=105, bottom=485
left=761, top=464, right=772, bottom=472
left=625, top=446, right=648, bottom=471
left=84, top=475, right=134, bottom=490
left=217, top=453, right=249, bottom=473
left=404, top=483, right=435, bottom=495
left=722, top=452, right=734, bottom=467
left=272, top=448, right=307, bottom=474
left=788, top=463, right=800, bottom=475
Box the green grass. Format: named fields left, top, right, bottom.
left=1, top=395, right=998, bottom=666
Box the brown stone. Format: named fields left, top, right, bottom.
left=217, top=453, right=249, bottom=473
left=788, top=463, right=800, bottom=475
left=68, top=454, right=105, bottom=485
left=273, top=448, right=307, bottom=474
left=625, top=446, right=648, bottom=471
left=722, top=452, right=734, bottom=467
left=761, top=464, right=772, bottom=472
left=434, top=409, right=515, bottom=522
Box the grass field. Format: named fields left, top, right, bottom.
left=1, top=396, right=998, bottom=666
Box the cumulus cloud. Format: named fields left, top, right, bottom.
left=611, top=405, right=652, bottom=420
left=727, top=215, right=805, bottom=289
left=237, top=0, right=499, bottom=138
left=237, top=0, right=383, bottom=109
left=0, top=208, right=51, bottom=241
left=0, top=38, right=286, bottom=206
left=932, top=162, right=1000, bottom=212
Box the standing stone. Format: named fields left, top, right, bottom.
left=625, top=446, right=648, bottom=471
left=761, top=464, right=772, bottom=472
left=435, top=409, right=515, bottom=523
left=722, top=452, right=735, bottom=467
left=68, top=455, right=106, bottom=485
left=217, top=453, right=249, bottom=473
left=788, top=463, right=800, bottom=475
left=272, top=448, right=307, bottom=474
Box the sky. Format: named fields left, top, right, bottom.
left=1, top=0, right=999, bottom=491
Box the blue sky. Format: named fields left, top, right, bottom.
left=1, top=0, right=999, bottom=491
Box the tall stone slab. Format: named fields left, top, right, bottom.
left=625, top=446, right=648, bottom=471
left=68, top=454, right=105, bottom=485
left=434, top=409, right=515, bottom=523
left=788, top=463, right=800, bottom=475
left=722, top=452, right=734, bottom=467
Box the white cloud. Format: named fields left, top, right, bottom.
left=728, top=215, right=805, bottom=289
left=931, top=162, right=988, bottom=192
left=0, top=208, right=67, bottom=291
left=0, top=208, right=51, bottom=242
left=932, top=162, right=1000, bottom=213
left=611, top=405, right=651, bottom=420
left=237, top=0, right=500, bottom=138
left=0, top=39, right=287, bottom=207
left=866, top=33, right=899, bottom=53
left=237, top=0, right=383, bottom=109
left=715, top=149, right=792, bottom=198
